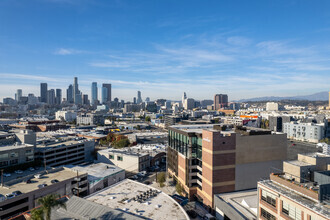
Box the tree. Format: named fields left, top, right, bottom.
left=112, top=138, right=130, bottom=149
left=34, top=194, right=66, bottom=220
left=261, top=119, right=269, bottom=129
left=320, top=138, right=330, bottom=144
left=31, top=207, right=44, bottom=220
left=145, top=116, right=151, bottom=122
left=157, top=172, right=166, bottom=187
left=176, top=183, right=184, bottom=195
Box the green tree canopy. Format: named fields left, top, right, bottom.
left=32, top=194, right=66, bottom=220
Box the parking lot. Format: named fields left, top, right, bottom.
left=287, top=140, right=322, bottom=160
left=1, top=166, right=44, bottom=183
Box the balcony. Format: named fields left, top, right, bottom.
left=270, top=173, right=319, bottom=201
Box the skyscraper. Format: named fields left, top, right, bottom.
left=91, top=82, right=98, bottom=105
left=214, top=94, right=228, bottom=110
left=137, top=91, right=142, bottom=104
left=133, top=97, right=137, bottom=104
left=102, top=83, right=111, bottom=104
left=15, top=89, right=22, bottom=102
left=56, top=89, right=62, bottom=105
left=83, top=94, right=89, bottom=105
left=67, top=84, right=73, bottom=103
left=73, top=77, right=80, bottom=104
left=40, top=83, right=48, bottom=103
left=182, top=92, right=187, bottom=108
left=47, top=89, right=55, bottom=105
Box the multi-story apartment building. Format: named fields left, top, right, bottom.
left=0, top=167, right=88, bottom=220
left=283, top=122, right=325, bottom=143
left=257, top=153, right=330, bottom=220
left=55, top=110, right=77, bottom=122
left=167, top=124, right=287, bottom=207
left=35, top=138, right=95, bottom=167
left=97, top=148, right=150, bottom=174
left=76, top=113, right=104, bottom=126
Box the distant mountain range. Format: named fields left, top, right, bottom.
left=237, top=91, right=329, bottom=102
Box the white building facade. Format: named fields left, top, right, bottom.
left=283, top=122, right=325, bottom=143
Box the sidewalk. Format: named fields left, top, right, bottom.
left=150, top=177, right=177, bottom=195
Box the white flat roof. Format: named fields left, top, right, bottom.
left=65, top=163, right=124, bottom=182
left=86, top=179, right=189, bottom=220
left=215, top=189, right=258, bottom=219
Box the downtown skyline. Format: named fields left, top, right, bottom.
left=1, top=0, right=330, bottom=101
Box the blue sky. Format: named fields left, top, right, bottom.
left=1, top=0, right=330, bottom=101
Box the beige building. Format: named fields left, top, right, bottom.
left=97, top=148, right=150, bottom=174
left=257, top=153, right=330, bottom=220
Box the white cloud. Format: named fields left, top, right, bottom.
left=227, top=36, right=251, bottom=46
left=0, top=73, right=60, bottom=82
left=54, top=48, right=85, bottom=55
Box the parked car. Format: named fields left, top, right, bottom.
left=12, top=191, right=22, bottom=196
left=137, top=171, right=147, bottom=177
left=5, top=193, right=15, bottom=199
left=51, top=179, right=59, bottom=184
left=25, top=178, right=32, bottom=184
left=15, top=170, right=23, bottom=174
left=3, top=173, right=11, bottom=177
left=29, top=167, right=35, bottom=171
left=38, top=184, right=47, bottom=189
left=34, top=174, right=41, bottom=179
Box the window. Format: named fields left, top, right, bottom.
left=261, top=189, right=277, bottom=207
left=109, top=154, right=114, bottom=159
left=117, top=156, right=123, bottom=161
left=0, top=153, right=8, bottom=159
left=10, top=152, right=18, bottom=158
left=282, top=201, right=301, bottom=220
left=10, top=159, right=18, bottom=165
left=26, top=155, right=34, bottom=162
left=260, top=208, right=276, bottom=220
left=0, top=161, right=8, bottom=167
left=26, top=149, right=33, bottom=154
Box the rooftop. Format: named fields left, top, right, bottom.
left=0, top=143, right=33, bottom=151
left=0, top=167, right=86, bottom=196
left=0, top=131, right=13, bottom=138
left=285, top=160, right=312, bottom=167
left=36, top=138, right=92, bottom=150
left=129, top=144, right=166, bottom=155
left=98, top=148, right=149, bottom=157
left=259, top=180, right=330, bottom=219
left=65, top=163, right=124, bottom=183
left=215, top=189, right=258, bottom=220
left=51, top=196, right=142, bottom=220
left=85, top=179, right=189, bottom=220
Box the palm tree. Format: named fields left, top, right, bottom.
left=32, top=194, right=66, bottom=220
left=30, top=207, right=44, bottom=220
